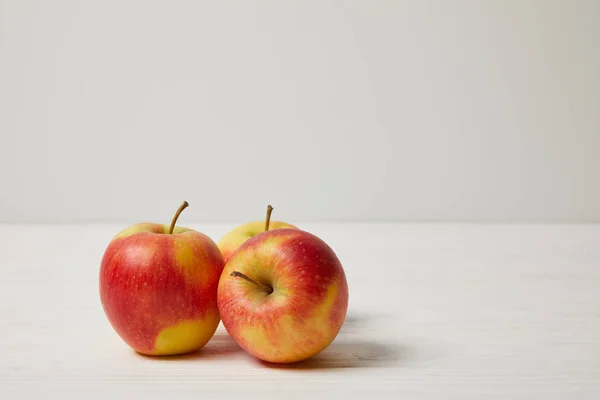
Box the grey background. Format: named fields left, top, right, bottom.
left=1, top=0, right=599, bottom=223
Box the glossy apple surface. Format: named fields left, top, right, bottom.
left=99, top=222, right=224, bottom=356
left=218, top=220, right=298, bottom=263
left=217, top=228, right=348, bottom=363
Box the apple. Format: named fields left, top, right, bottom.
left=99, top=201, right=225, bottom=356
left=217, top=228, right=349, bottom=363
left=218, top=205, right=298, bottom=263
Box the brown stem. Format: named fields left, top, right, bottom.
left=168, top=201, right=189, bottom=234
left=230, top=271, right=273, bottom=294
left=265, top=204, right=274, bottom=231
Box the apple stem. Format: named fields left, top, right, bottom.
left=168, top=201, right=189, bottom=234
left=265, top=204, right=274, bottom=232
left=230, top=271, right=274, bottom=294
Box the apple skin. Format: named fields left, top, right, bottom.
left=218, top=220, right=298, bottom=263
left=217, top=228, right=348, bottom=364
left=99, top=223, right=225, bottom=356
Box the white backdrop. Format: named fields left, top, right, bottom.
left=1, top=0, right=599, bottom=223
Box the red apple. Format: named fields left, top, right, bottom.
left=99, top=201, right=225, bottom=356
left=218, top=205, right=298, bottom=263
left=217, top=228, right=349, bottom=363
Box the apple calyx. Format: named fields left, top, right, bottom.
left=265, top=204, right=274, bottom=232
left=230, top=271, right=274, bottom=294
left=168, top=201, right=189, bottom=234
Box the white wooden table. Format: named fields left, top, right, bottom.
left=1, top=223, right=599, bottom=399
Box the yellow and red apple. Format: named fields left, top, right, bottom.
left=217, top=205, right=298, bottom=263
left=99, top=201, right=225, bottom=356
left=217, top=228, right=349, bottom=364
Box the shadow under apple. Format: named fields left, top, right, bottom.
left=135, top=332, right=243, bottom=361
left=256, top=339, right=406, bottom=370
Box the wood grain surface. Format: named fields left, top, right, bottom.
left=1, top=223, right=599, bottom=399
